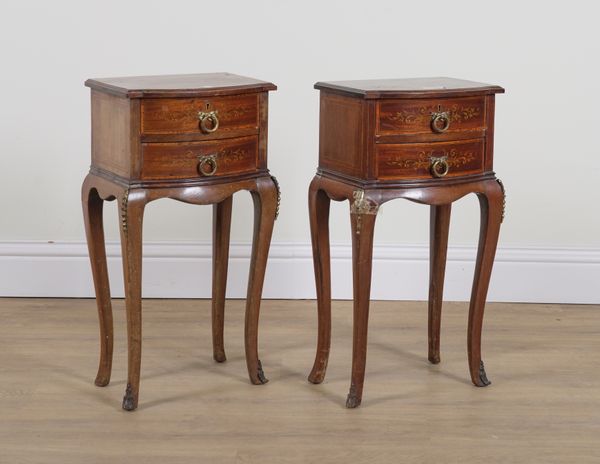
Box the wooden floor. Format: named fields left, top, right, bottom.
left=1, top=298, right=600, bottom=463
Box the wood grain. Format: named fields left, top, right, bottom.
left=81, top=175, right=114, bottom=386
left=85, top=72, right=276, bottom=98
left=318, top=93, right=364, bottom=178
left=484, top=94, right=496, bottom=171
left=212, top=196, right=233, bottom=363
left=315, top=76, right=504, bottom=99
left=0, top=298, right=598, bottom=463
left=377, top=96, right=486, bottom=135
left=91, top=91, right=135, bottom=178
left=244, top=176, right=279, bottom=385
left=84, top=74, right=277, bottom=410
left=141, top=94, right=259, bottom=138
left=375, top=138, right=485, bottom=180
left=428, top=203, right=452, bottom=364
left=468, top=180, right=504, bottom=387
left=307, top=178, right=333, bottom=384
left=140, top=136, right=259, bottom=180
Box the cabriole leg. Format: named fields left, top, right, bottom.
left=308, top=178, right=332, bottom=384
left=119, top=189, right=147, bottom=411
left=346, top=191, right=378, bottom=408
left=468, top=180, right=503, bottom=387
left=428, top=204, right=451, bottom=364
left=244, top=177, right=277, bottom=385
left=212, top=196, right=233, bottom=363
left=82, top=176, right=114, bottom=387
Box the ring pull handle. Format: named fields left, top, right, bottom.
left=430, top=156, right=449, bottom=178
left=197, top=154, right=218, bottom=176
left=198, top=110, right=219, bottom=133
left=430, top=111, right=451, bottom=133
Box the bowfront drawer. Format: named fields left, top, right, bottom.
left=376, top=139, right=484, bottom=180
left=377, top=96, right=485, bottom=136
left=141, top=136, right=258, bottom=180
left=141, top=94, right=259, bottom=138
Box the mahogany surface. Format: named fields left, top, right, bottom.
left=141, top=93, right=259, bottom=138
left=314, top=76, right=504, bottom=99
left=85, top=72, right=276, bottom=98
left=140, top=136, right=259, bottom=180
left=82, top=73, right=278, bottom=411
left=308, top=77, right=505, bottom=408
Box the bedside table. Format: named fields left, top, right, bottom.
left=307, top=77, right=505, bottom=408
left=82, top=73, right=279, bottom=410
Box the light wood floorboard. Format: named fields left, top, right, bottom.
left=1, top=298, right=599, bottom=463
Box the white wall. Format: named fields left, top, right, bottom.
left=1, top=1, right=599, bottom=302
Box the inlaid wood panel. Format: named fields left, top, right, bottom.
left=376, top=138, right=484, bottom=180
left=318, top=93, right=364, bottom=177
left=377, top=96, right=486, bottom=136
left=91, top=90, right=139, bottom=178
left=141, top=136, right=258, bottom=180
left=141, top=94, right=259, bottom=139
left=484, top=95, right=496, bottom=171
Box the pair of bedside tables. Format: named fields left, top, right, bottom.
left=82, top=73, right=504, bottom=410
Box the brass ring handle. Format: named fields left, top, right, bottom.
left=197, top=154, right=218, bottom=176
left=198, top=110, right=219, bottom=133
left=430, top=111, right=450, bottom=133
left=430, top=157, right=449, bottom=178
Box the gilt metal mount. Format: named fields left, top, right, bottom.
left=120, top=188, right=130, bottom=234
left=350, top=190, right=378, bottom=235
left=350, top=190, right=378, bottom=215
left=497, top=178, right=506, bottom=223
left=271, top=175, right=281, bottom=220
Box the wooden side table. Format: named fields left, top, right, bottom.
left=82, top=73, right=279, bottom=410
left=307, top=77, right=505, bottom=408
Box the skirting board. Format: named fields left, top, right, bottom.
left=0, top=241, right=598, bottom=304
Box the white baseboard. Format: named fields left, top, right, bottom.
left=0, top=241, right=598, bottom=304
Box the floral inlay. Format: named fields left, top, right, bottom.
left=385, top=149, right=476, bottom=170
left=383, top=104, right=481, bottom=125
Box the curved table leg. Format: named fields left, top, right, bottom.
left=428, top=204, right=451, bottom=364
left=212, top=196, right=233, bottom=363
left=346, top=191, right=378, bottom=408
left=82, top=175, right=114, bottom=387
left=244, top=177, right=277, bottom=385
left=308, top=178, right=332, bottom=384
left=120, top=189, right=147, bottom=411
left=468, top=180, right=504, bottom=387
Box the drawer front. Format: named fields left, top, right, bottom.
left=377, top=96, right=485, bottom=135
left=141, top=94, right=259, bottom=137
left=141, top=136, right=258, bottom=180
left=376, top=139, right=484, bottom=180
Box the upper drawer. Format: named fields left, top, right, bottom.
left=377, top=96, right=486, bottom=136
left=141, top=94, right=259, bottom=138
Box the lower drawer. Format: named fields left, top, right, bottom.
left=141, top=136, right=258, bottom=180
left=376, top=138, right=484, bottom=180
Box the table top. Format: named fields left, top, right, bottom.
left=314, top=77, right=504, bottom=99
left=85, top=73, right=277, bottom=98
